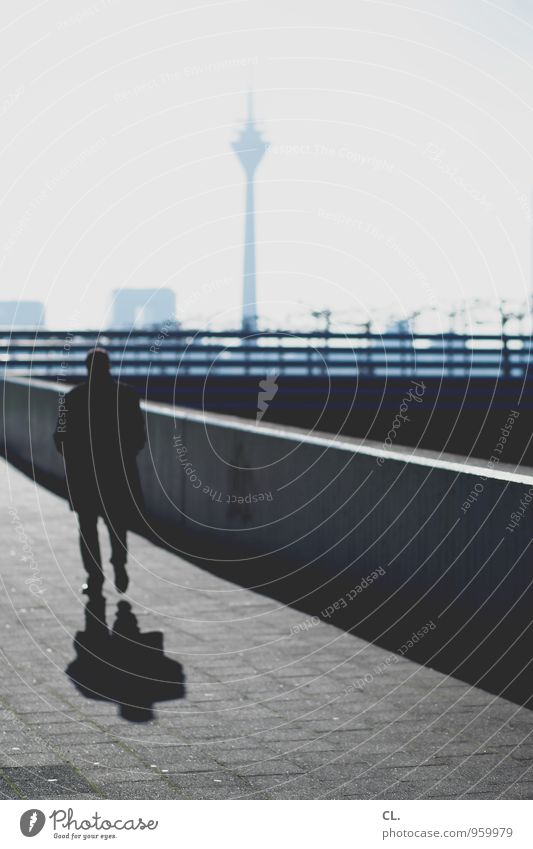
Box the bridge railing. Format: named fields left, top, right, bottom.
left=0, top=330, right=532, bottom=377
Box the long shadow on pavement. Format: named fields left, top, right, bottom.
left=66, top=597, right=186, bottom=722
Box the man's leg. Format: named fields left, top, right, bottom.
left=77, top=513, right=104, bottom=594
left=104, top=517, right=129, bottom=593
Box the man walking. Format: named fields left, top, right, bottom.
left=54, top=348, right=146, bottom=596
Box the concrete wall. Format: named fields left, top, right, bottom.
left=2, top=376, right=533, bottom=629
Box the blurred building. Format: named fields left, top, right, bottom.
left=110, top=289, right=176, bottom=329
left=0, top=300, right=45, bottom=327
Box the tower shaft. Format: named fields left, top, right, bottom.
left=242, top=178, right=257, bottom=333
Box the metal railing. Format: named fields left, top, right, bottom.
left=1, top=329, right=532, bottom=378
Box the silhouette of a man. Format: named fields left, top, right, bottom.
left=54, top=348, right=146, bottom=596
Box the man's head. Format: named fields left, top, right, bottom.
left=86, top=347, right=111, bottom=380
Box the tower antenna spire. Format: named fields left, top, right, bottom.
left=247, top=89, right=254, bottom=124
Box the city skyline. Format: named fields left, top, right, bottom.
left=2, top=1, right=533, bottom=333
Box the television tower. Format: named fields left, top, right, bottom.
left=232, top=92, right=268, bottom=334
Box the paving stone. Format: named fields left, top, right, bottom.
left=0, top=765, right=101, bottom=799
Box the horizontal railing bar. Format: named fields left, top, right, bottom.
left=0, top=329, right=532, bottom=341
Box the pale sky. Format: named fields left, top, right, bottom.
left=1, top=0, right=533, bottom=332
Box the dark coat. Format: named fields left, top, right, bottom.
left=54, top=378, right=146, bottom=522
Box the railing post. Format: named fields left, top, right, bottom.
left=502, top=335, right=510, bottom=378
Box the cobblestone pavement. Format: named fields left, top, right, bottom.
left=1, top=458, right=532, bottom=800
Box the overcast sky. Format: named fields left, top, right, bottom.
left=1, top=0, right=533, bottom=332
